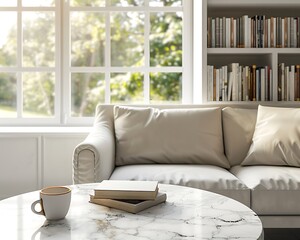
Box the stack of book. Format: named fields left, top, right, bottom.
left=89, top=180, right=167, bottom=214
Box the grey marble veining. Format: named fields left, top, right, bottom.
left=0, top=184, right=263, bottom=240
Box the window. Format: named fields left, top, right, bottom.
left=0, top=0, right=192, bottom=125
left=0, top=0, right=58, bottom=125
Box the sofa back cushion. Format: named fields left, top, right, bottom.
left=114, top=106, right=230, bottom=168
left=242, top=105, right=300, bottom=167
left=222, top=107, right=257, bottom=166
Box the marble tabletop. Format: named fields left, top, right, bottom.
left=0, top=183, right=263, bottom=240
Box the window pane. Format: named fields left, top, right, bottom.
left=111, top=12, right=144, bottom=67
left=70, top=0, right=105, bottom=7
left=110, top=0, right=144, bottom=6
left=71, top=12, right=105, bottom=67
left=0, top=73, right=17, bottom=117
left=0, top=13, right=17, bottom=67
left=23, top=12, right=55, bottom=67
left=22, top=0, right=55, bottom=7
left=71, top=73, right=105, bottom=117
left=150, top=12, right=182, bottom=67
left=23, top=72, right=55, bottom=118
left=149, top=0, right=181, bottom=7
left=150, top=72, right=181, bottom=103
left=0, top=0, right=17, bottom=6
left=111, top=72, right=143, bottom=103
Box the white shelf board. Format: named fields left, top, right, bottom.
left=207, top=48, right=300, bottom=55
left=203, top=101, right=300, bottom=107
left=208, top=0, right=300, bottom=8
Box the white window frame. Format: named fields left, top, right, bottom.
left=0, top=0, right=193, bottom=126
left=0, top=0, right=61, bottom=126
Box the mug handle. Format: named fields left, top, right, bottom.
left=31, top=199, right=45, bottom=216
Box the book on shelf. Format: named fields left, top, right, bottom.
left=208, top=15, right=300, bottom=48
left=285, top=65, right=289, bottom=101
left=278, top=63, right=300, bottom=101
left=252, top=65, right=257, bottom=101
left=90, top=192, right=167, bottom=214
left=93, top=180, right=159, bottom=200
left=228, top=63, right=239, bottom=101
left=222, top=16, right=226, bottom=48
left=256, top=67, right=260, bottom=101
left=225, top=17, right=230, bottom=48
left=211, top=18, right=216, bottom=48
left=208, top=17, right=211, bottom=48
left=270, top=17, right=275, bottom=47
left=220, top=17, right=223, bottom=48
left=278, top=63, right=283, bottom=101
left=216, top=67, right=220, bottom=101
left=290, top=65, right=295, bottom=101
left=215, top=17, right=220, bottom=48
left=227, top=72, right=233, bottom=101
left=296, top=65, right=300, bottom=101
left=207, top=65, right=214, bottom=101
left=207, top=63, right=273, bottom=102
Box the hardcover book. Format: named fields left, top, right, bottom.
left=90, top=192, right=167, bottom=214
left=93, top=180, right=159, bottom=200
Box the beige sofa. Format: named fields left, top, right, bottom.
left=73, top=103, right=300, bottom=228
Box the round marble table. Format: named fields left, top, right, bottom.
left=0, top=184, right=263, bottom=239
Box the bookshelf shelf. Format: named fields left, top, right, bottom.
left=208, top=0, right=300, bottom=9
left=207, top=48, right=274, bottom=55
left=205, top=101, right=300, bottom=106
left=199, top=0, right=300, bottom=103
left=208, top=48, right=300, bottom=55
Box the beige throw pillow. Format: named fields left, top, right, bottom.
left=242, top=105, right=300, bottom=167
left=114, top=106, right=230, bottom=169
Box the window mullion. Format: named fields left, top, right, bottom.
left=17, top=0, right=22, bottom=118
left=105, top=10, right=111, bottom=104
left=17, top=72, right=22, bottom=118
left=144, top=4, right=150, bottom=103
left=182, top=0, right=193, bottom=104
left=62, top=0, right=70, bottom=123
left=54, top=0, right=61, bottom=123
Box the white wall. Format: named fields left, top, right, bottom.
left=0, top=129, right=88, bottom=200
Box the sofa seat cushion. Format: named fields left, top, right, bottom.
left=230, top=165, right=300, bottom=215
left=109, top=164, right=250, bottom=207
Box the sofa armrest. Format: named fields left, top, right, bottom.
left=73, top=124, right=115, bottom=184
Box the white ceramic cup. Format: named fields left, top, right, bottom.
left=31, top=186, right=71, bottom=220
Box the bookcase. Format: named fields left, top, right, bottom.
left=199, top=0, right=300, bottom=103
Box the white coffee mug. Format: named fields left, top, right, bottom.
left=31, top=186, right=71, bottom=220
